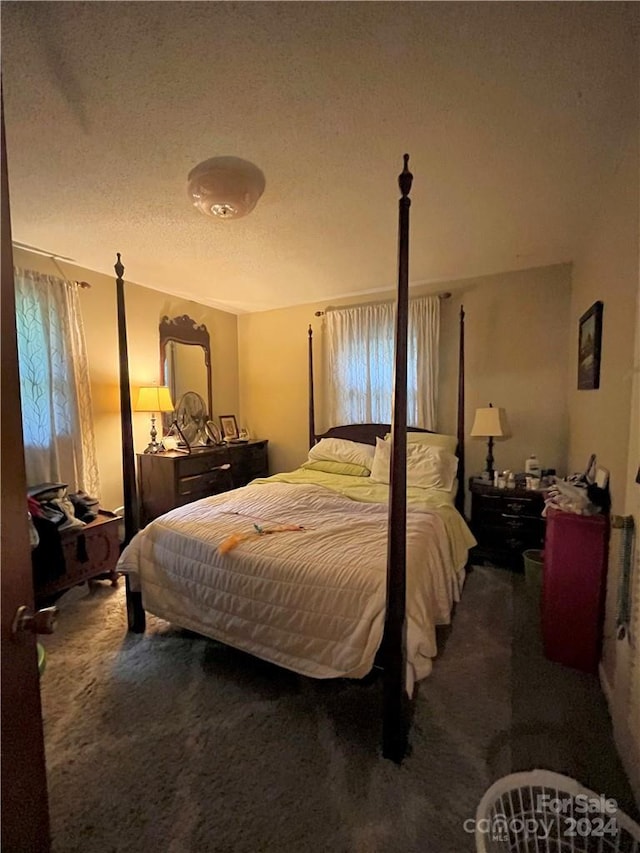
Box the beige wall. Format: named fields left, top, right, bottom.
left=238, top=264, right=572, bottom=490
left=568, top=139, right=638, bottom=510
left=13, top=248, right=239, bottom=512
left=441, top=266, right=571, bottom=489
left=568, top=129, right=640, bottom=799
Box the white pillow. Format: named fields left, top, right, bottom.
left=370, top=437, right=458, bottom=490
left=385, top=431, right=458, bottom=454
left=308, top=437, right=375, bottom=471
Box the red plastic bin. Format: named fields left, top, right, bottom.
left=541, top=508, right=610, bottom=673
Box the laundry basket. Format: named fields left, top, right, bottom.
left=475, top=770, right=640, bottom=852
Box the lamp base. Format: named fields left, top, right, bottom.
left=143, top=440, right=163, bottom=454
left=143, top=413, right=163, bottom=454
left=485, top=436, right=495, bottom=483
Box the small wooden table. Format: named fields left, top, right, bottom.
left=34, top=511, right=121, bottom=601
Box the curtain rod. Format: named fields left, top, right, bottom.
left=12, top=242, right=91, bottom=288
left=314, top=290, right=451, bottom=317
left=18, top=268, right=91, bottom=289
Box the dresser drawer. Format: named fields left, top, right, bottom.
left=500, top=513, right=541, bottom=534
left=177, top=469, right=231, bottom=497
left=471, top=493, right=503, bottom=524
left=178, top=452, right=228, bottom=478
left=474, top=523, right=543, bottom=555
left=227, top=440, right=269, bottom=485
left=472, top=492, right=543, bottom=520
left=502, top=496, right=543, bottom=517
left=475, top=523, right=528, bottom=548
left=247, top=442, right=268, bottom=475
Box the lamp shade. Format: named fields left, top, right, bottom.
left=470, top=406, right=510, bottom=439
left=135, top=386, right=174, bottom=413
left=187, top=156, right=265, bottom=219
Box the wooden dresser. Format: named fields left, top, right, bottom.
left=137, top=440, right=269, bottom=524
left=34, top=511, right=120, bottom=601
left=469, top=478, right=545, bottom=570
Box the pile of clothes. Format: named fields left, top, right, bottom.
left=542, top=454, right=610, bottom=517
left=543, top=479, right=597, bottom=515
left=28, top=483, right=100, bottom=586
left=28, top=482, right=100, bottom=531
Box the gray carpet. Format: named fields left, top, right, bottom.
left=40, top=566, right=636, bottom=853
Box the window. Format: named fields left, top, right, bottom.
left=14, top=268, right=100, bottom=496
left=327, top=296, right=439, bottom=428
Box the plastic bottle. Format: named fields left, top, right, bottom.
left=525, top=454, right=541, bottom=477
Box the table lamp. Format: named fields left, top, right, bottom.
left=135, top=386, right=174, bottom=453
left=470, top=403, right=511, bottom=481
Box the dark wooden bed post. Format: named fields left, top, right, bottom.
left=115, top=253, right=145, bottom=633
left=455, top=306, right=465, bottom=516
left=308, top=324, right=315, bottom=449
left=382, top=154, right=412, bottom=763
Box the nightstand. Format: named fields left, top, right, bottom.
left=468, top=478, right=545, bottom=570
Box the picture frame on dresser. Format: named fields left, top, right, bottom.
left=577, top=300, right=603, bottom=390
left=219, top=414, right=239, bottom=440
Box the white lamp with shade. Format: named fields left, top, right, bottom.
left=470, top=403, right=511, bottom=481
left=135, top=386, right=174, bottom=454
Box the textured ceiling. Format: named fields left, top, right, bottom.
left=2, top=2, right=637, bottom=314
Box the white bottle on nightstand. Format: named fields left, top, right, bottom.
left=525, top=454, right=541, bottom=477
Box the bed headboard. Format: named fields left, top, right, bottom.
left=315, top=424, right=434, bottom=446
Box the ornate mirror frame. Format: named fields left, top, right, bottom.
left=159, top=314, right=213, bottom=423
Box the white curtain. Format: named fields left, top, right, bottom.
left=327, top=295, right=440, bottom=428
left=14, top=268, right=101, bottom=498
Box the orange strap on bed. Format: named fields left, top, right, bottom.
left=217, top=523, right=305, bottom=555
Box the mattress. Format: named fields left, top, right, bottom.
left=118, top=470, right=476, bottom=688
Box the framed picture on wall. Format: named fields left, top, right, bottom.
left=577, top=301, right=603, bottom=390
left=219, top=414, right=239, bottom=440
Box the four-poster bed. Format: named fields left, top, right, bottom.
left=115, top=156, right=473, bottom=762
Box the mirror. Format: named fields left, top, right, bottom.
left=159, top=315, right=212, bottom=428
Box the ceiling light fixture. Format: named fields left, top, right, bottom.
left=187, top=156, right=265, bottom=219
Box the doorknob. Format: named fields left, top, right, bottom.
left=11, top=605, right=58, bottom=638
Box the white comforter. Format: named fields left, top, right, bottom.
left=118, top=476, right=475, bottom=687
